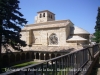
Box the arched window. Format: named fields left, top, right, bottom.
left=40, top=14, right=42, bottom=18
left=49, top=33, right=58, bottom=45
left=43, top=13, right=45, bottom=17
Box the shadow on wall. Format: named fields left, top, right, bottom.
left=2, top=44, right=23, bottom=53
left=54, top=48, right=75, bottom=53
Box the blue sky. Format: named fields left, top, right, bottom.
left=19, top=0, right=100, bottom=34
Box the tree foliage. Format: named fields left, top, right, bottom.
left=94, top=7, right=100, bottom=43
left=0, top=0, right=28, bottom=51
left=93, top=30, right=100, bottom=43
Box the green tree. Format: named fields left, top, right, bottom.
left=0, top=0, right=27, bottom=72
left=94, top=7, right=100, bottom=43
left=94, top=30, right=100, bottom=43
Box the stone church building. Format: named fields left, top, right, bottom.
left=0, top=10, right=90, bottom=67
left=21, top=10, right=90, bottom=51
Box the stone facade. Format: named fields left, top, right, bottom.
left=20, top=10, right=90, bottom=50
left=35, top=10, right=55, bottom=23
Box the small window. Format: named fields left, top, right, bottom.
left=40, top=14, right=42, bottom=18
left=43, top=13, right=45, bottom=17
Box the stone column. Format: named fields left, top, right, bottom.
left=49, top=54, right=51, bottom=59
left=44, top=54, right=46, bottom=60
left=34, top=53, right=36, bottom=60
left=39, top=53, right=41, bottom=60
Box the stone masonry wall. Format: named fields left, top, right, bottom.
left=32, top=27, right=67, bottom=46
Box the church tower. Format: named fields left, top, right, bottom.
left=35, top=10, right=55, bottom=23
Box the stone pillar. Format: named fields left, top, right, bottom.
left=34, top=53, right=36, bottom=60
left=39, top=53, right=41, bottom=60
left=44, top=54, right=46, bottom=60
left=49, top=54, right=51, bottom=59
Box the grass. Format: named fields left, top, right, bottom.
left=1, top=61, right=38, bottom=72
left=1, top=61, right=70, bottom=75
left=11, top=61, right=38, bottom=68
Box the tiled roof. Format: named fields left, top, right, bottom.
left=21, top=46, right=75, bottom=52
left=70, top=26, right=90, bottom=34
left=21, top=20, right=73, bottom=31
left=67, top=35, right=87, bottom=41
left=1, top=45, right=75, bottom=53
left=37, top=10, right=55, bottom=15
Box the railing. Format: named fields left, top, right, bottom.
left=0, top=44, right=100, bottom=75
left=93, top=44, right=99, bottom=55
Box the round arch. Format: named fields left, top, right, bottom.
left=10, top=54, right=15, bottom=63
left=2, top=55, right=9, bottom=67
left=40, top=53, right=44, bottom=60
left=26, top=52, right=30, bottom=59
left=21, top=53, right=25, bottom=60
left=36, top=53, right=39, bottom=59
left=45, top=53, right=49, bottom=60
left=57, top=54, right=61, bottom=57
left=51, top=53, right=55, bottom=58
left=16, top=53, right=20, bottom=62
left=31, top=52, right=34, bottom=59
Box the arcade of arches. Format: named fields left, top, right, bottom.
left=1, top=51, right=63, bottom=67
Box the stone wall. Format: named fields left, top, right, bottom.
left=20, top=21, right=89, bottom=49
left=32, top=27, right=67, bottom=46
left=35, top=11, right=55, bottom=23
left=20, top=30, right=33, bottom=45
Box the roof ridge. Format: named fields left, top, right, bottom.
left=25, top=20, right=69, bottom=27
